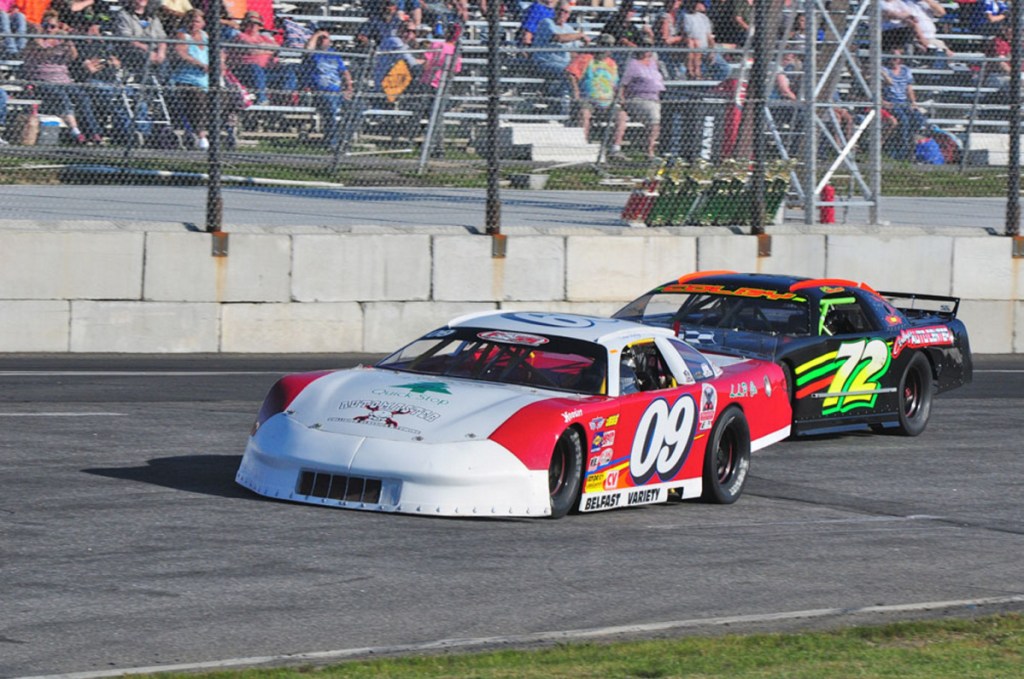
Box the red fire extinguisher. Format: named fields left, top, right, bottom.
left=819, top=184, right=835, bottom=224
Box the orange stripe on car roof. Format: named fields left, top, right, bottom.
left=676, top=270, right=738, bottom=284
left=789, top=278, right=878, bottom=295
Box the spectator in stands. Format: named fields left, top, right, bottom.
left=423, top=0, right=468, bottom=34
left=407, top=21, right=462, bottom=154
left=903, top=0, right=953, bottom=59
left=769, top=49, right=800, bottom=128
left=357, top=0, right=407, bottom=47
left=372, top=19, right=422, bottom=97
left=50, top=0, right=115, bottom=33
left=191, top=0, right=245, bottom=40
left=682, top=0, right=729, bottom=81
left=1, top=0, right=28, bottom=57
left=303, top=29, right=354, bottom=150
left=115, top=0, right=168, bottom=80
left=157, top=0, right=194, bottom=35
left=771, top=50, right=800, bottom=102
left=653, top=0, right=687, bottom=78
left=611, top=35, right=663, bottom=160
left=566, top=32, right=618, bottom=141
left=968, top=0, right=1008, bottom=35
left=0, top=86, right=8, bottom=143
left=73, top=14, right=132, bottom=144
left=18, top=0, right=49, bottom=27
left=169, top=7, right=210, bottom=148
left=22, top=9, right=104, bottom=142
left=880, top=0, right=928, bottom=53
left=518, top=0, right=555, bottom=48
left=365, top=0, right=421, bottom=29
left=601, top=0, right=650, bottom=50
left=532, top=0, right=590, bottom=116
left=728, top=0, right=754, bottom=46
left=983, top=22, right=1019, bottom=95
left=881, top=48, right=926, bottom=161
left=228, top=10, right=279, bottom=105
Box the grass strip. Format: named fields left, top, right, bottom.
left=150, top=613, right=1022, bottom=679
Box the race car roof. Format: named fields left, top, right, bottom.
left=669, top=272, right=876, bottom=300
left=447, top=311, right=677, bottom=345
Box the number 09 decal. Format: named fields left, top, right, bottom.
left=630, top=395, right=697, bottom=485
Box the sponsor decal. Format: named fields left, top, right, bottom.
left=626, top=487, right=663, bottom=506
left=699, top=383, right=717, bottom=431
left=333, top=400, right=440, bottom=433
left=630, top=395, right=697, bottom=485
left=583, top=494, right=621, bottom=511
left=589, top=416, right=605, bottom=431
left=606, top=414, right=620, bottom=426
left=892, top=326, right=954, bottom=358
left=585, top=473, right=606, bottom=492
left=794, top=338, right=892, bottom=414
left=477, top=330, right=549, bottom=347
left=373, top=383, right=451, bottom=406
left=885, top=314, right=903, bottom=326
left=590, top=430, right=616, bottom=453
left=562, top=408, right=583, bottom=423
left=729, top=381, right=758, bottom=399
left=393, top=381, right=452, bottom=395
left=604, top=469, right=620, bottom=490
left=588, top=456, right=600, bottom=472
left=662, top=283, right=804, bottom=302
left=338, top=399, right=441, bottom=423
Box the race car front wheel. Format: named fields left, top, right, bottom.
left=701, top=406, right=751, bottom=504
left=895, top=352, right=934, bottom=436
left=549, top=428, right=583, bottom=519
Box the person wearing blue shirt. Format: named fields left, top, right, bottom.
left=304, top=30, right=355, bottom=150
left=881, top=49, right=925, bottom=161
left=532, top=1, right=589, bottom=116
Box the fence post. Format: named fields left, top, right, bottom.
left=485, top=0, right=502, bottom=239
left=206, top=0, right=224, bottom=234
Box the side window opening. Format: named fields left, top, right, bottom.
left=819, top=297, right=874, bottom=336
left=619, top=342, right=677, bottom=394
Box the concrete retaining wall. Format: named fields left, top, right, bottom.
left=1, top=226, right=1021, bottom=353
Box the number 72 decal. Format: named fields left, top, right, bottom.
left=794, top=339, right=894, bottom=415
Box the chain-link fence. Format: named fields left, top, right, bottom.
left=0, top=0, right=1021, bottom=232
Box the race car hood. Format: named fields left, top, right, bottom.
left=282, top=368, right=560, bottom=443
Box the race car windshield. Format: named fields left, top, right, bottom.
left=377, top=328, right=608, bottom=395
left=616, top=292, right=810, bottom=336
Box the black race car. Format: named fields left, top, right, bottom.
left=614, top=271, right=973, bottom=436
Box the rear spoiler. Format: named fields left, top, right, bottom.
left=878, top=291, right=960, bottom=320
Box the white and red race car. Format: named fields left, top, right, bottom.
left=236, top=311, right=791, bottom=518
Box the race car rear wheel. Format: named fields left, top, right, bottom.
left=895, top=352, right=933, bottom=436
left=549, top=428, right=584, bottom=519
left=701, top=406, right=751, bottom=504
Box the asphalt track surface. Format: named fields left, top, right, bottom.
left=0, top=184, right=1010, bottom=232
left=1, top=354, right=1022, bottom=678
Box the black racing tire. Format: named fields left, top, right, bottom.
left=894, top=352, right=934, bottom=437
left=701, top=406, right=751, bottom=504
left=779, top=361, right=795, bottom=405
left=548, top=428, right=584, bottom=518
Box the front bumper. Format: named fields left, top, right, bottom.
left=236, top=413, right=552, bottom=517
